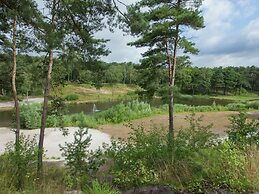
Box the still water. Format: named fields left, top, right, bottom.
left=0, top=97, right=233, bottom=128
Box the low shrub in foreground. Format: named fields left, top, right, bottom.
left=106, top=126, right=168, bottom=189
left=99, top=114, right=259, bottom=193
left=227, top=112, right=259, bottom=148
left=0, top=135, right=38, bottom=191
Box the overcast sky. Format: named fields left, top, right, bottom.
left=37, top=0, right=259, bottom=67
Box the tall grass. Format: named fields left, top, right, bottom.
left=17, top=99, right=259, bottom=129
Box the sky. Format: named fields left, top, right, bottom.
left=36, top=0, right=259, bottom=67
left=99, top=0, right=259, bottom=67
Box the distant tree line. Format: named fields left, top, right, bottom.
left=177, top=65, right=259, bottom=95
left=0, top=54, right=138, bottom=96
left=1, top=54, right=258, bottom=97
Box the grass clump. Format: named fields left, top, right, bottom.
left=65, top=94, right=79, bottom=101
left=84, top=180, right=119, bottom=194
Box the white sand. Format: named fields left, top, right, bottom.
left=0, top=127, right=111, bottom=160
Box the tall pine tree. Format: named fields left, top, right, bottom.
left=36, top=0, right=116, bottom=179
left=0, top=0, right=41, bottom=147
left=123, top=0, right=204, bottom=138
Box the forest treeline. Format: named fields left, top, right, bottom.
left=1, top=54, right=258, bottom=97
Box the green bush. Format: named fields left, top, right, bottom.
left=60, top=126, right=92, bottom=189
left=226, top=112, right=259, bottom=148
left=171, top=142, right=251, bottom=193
left=19, top=103, right=42, bottom=129
left=227, top=103, right=247, bottom=111
left=106, top=127, right=168, bottom=189
left=0, top=95, right=11, bottom=102
left=19, top=102, right=65, bottom=129
left=65, top=94, right=79, bottom=101
left=94, top=100, right=153, bottom=124
left=64, top=100, right=157, bottom=128
left=99, top=113, right=258, bottom=193
left=0, top=135, right=38, bottom=190
left=246, top=101, right=259, bottom=109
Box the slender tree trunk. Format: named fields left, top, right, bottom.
left=12, top=16, right=20, bottom=145
left=37, top=0, right=57, bottom=180
left=167, top=47, right=173, bottom=137
left=37, top=49, right=53, bottom=179
left=168, top=23, right=179, bottom=139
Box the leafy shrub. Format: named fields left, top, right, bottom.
left=169, top=142, right=251, bottom=193
left=94, top=100, right=153, bottom=123
left=246, top=101, right=259, bottom=109
left=19, top=103, right=42, bottom=129
left=106, top=126, right=168, bottom=189
left=227, top=103, right=247, bottom=111
left=65, top=100, right=157, bottom=128
left=102, top=113, right=257, bottom=193
left=0, top=135, right=38, bottom=190
left=65, top=94, right=79, bottom=101
left=0, top=95, right=11, bottom=102
left=158, top=114, right=255, bottom=193
left=60, top=126, right=92, bottom=189
left=226, top=112, right=259, bottom=148
left=19, top=100, right=65, bottom=129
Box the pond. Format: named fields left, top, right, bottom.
left=0, top=96, right=233, bottom=128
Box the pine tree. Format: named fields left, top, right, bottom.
left=0, top=0, right=41, bottom=147
left=123, top=0, right=204, bottom=138
left=36, top=0, right=116, bottom=179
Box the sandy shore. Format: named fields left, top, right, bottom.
left=0, top=127, right=111, bottom=160
left=100, top=111, right=259, bottom=139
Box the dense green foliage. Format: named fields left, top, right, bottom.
left=3, top=112, right=259, bottom=193
left=0, top=135, right=38, bottom=190
left=1, top=54, right=259, bottom=99
left=100, top=114, right=259, bottom=192
left=227, top=112, right=259, bottom=148
left=60, top=126, right=92, bottom=189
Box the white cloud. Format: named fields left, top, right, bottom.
left=188, top=0, right=259, bottom=66
left=243, top=18, right=259, bottom=46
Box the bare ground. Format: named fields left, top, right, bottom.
left=99, top=111, right=241, bottom=139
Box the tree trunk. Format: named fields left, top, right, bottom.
left=37, top=0, right=57, bottom=180
left=37, top=49, right=53, bottom=179
left=168, top=23, right=179, bottom=139
left=12, top=16, right=20, bottom=146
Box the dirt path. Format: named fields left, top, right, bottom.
left=0, top=97, right=43, bottom=109
left=100, top=111, right=240, bottom=139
